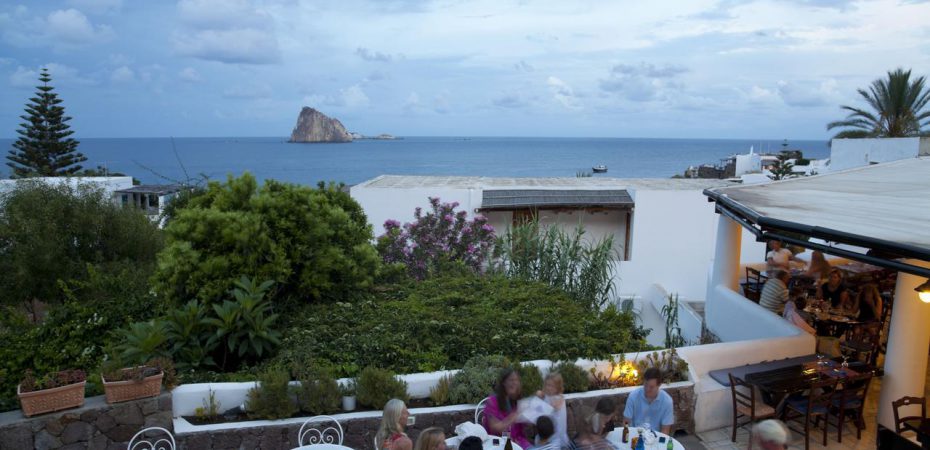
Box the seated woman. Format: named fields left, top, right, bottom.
left=817, top=269, right=850, bottom=309
left=484, top=368, right=531, bottom=448
left=376, top=399, right=413, bottom=450
left=414, top=427, right=447, bottom=450
left=804, top=250, right=831, bottom=281
left=569, top=405, right=619, bottom=450
left=856, top=283, right=883, bottom=322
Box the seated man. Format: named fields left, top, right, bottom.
left=759, top=270, right=790, bottom=314
left=622, top=368, right=674, bottom=434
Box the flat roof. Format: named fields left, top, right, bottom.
left=480, top=189, right=633, bottom=210
left=706, top=157, right=930, bottom=274
left=355, top=175, right=732, bottom=191
left=115, top=184, right=183, bottom=195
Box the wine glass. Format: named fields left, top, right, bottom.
left=640, top=422, right=652, bottom=448
left=816, top=353, right=825, bottom=367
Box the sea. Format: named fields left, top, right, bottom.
left=0, top=137, right=831, bottom=186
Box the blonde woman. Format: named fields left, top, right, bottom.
left=536, top=372, right=568, bottom=447
left=376, top=399, right=413, bottom=450
left=413, top=427, right=446, bottom=450
left=804, top=250, right=831, bottom=281
left=856, top=283, right=883, bottom=322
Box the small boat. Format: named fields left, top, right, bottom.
left=592, top=165, right=608, bottom=173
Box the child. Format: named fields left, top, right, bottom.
left=530, top=416, right=556, bottom=450
left=536, top=372, right=569, bottom=447
left=459, top=436, right=483, bottom=450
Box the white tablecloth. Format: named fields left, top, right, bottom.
left=606, top=428, right=684, bottom=450
left=445, top=436, right=525, bottom=450
left=292, top=444, right=355, bottom=450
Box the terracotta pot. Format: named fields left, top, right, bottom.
left=102, top=368, right=163, bottom=404
left=17, top=381, right=86, bottom=417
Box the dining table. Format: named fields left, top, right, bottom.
left=606, top=427, right=684, bottom=450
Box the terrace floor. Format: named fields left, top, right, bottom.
left=696, top=364, right=930, bottom=449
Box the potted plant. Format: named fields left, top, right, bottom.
left=340, top=379, right=357, bottom=411
left=101, top=357, right=174, bottom=404
left=18, top=369, right=87, bottom=417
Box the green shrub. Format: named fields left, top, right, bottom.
left=245, top=367, right=296, bottom=420
left=429, top=375, right=452, bottom=406
left=356, top=367, right=408, bottom=409
left=153, top=174, right=379, bottom=307
left=551, top=361, right=589, bottom=393
left=271, top=272, right=648, bottom=378
left=518, top=363, right=543, bottom=398
left=296, top=367, right=341, bottom=415
left=449, top=355, right=512, bottom=405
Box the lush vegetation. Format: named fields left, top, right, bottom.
left=6, top=68, right=87, bottom=177
left=827, top=68, right=930, bottom=139
left=153, top=173, right=379, bottom=307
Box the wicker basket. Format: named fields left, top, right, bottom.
left=17, top=381, right=86, bottom=417
left=102, top=369, right=163, bottom=404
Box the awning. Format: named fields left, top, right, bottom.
left=704, top=157, right=930, bottom=277
left=479, top=189, right=633, bottom=211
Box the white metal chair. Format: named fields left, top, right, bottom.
left=298, top=415, right=345, bottom=447
left=127, top=426, right=176, bottom=450
left=475, top=397, right=489, bottom=425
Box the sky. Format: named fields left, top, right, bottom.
left=1, top=0, right=929, bottom=139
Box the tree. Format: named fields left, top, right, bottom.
left=6, top=68, right=87, bottom=177
left=153, top=173, right=380, bottom=307
left=827, top=68, right=930, bottom=139
left=768, top=151, right=795, bottom=180
left=0, top=181, right=163, bottom=315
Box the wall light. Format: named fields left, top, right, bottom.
left=916, top=279, right=930, bottom=303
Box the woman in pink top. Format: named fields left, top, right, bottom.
left=484, top=368, right=530, bottom=448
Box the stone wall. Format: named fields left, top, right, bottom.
left=175, top=384, right=694, bottom=450
left=0, top=393, right=172, bottom=450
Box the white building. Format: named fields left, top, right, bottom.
left=351, top=175, right=767, bottom=304
left=113, top=184, right=183, bottom=226
left=0, top=176, right=134, bottom=198
left=828, top=136, right=930, bottom=172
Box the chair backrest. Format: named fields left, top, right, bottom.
left=846, top=322, right=882, bottom=345
left=127, top=426, right=176, bottom=450
left=744, top=268, right=768, bottom=302
left=728, top=373, right=759, bottom=417
left=893, top=396, right=927, bottom=433
left=837, top=372, right=873, bottom=408
left=475, top=397, right=489, bottom=425
left=806, top=378, right=839, bottom=413
left=298, top=415, right=344, bottom=446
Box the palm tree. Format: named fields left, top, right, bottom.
left=827, top=68, right=930, bottom=139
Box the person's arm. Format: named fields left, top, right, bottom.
left=487, top=411, right=519, bottom=433
left=660, top=399, right=674, bottom=435
left=622, top=397, right=633, bottom=425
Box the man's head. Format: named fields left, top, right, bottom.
left=643, top=368, right=663, bottom=399
left=752, top=420, right=788, bottom=450
left=769, top=240, right=783, bottom=250
left=771, top=269, right=789, bottom=283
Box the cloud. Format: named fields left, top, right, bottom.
left=514, top=60, right=534, bottom=72
left=776, top=79, right=841, bottom=107
left=303, top=85, right=370, bottom=108
left=66, top=0, right=123, bottom=14
left=174, top=0, right=281, bottom=64
left=599, top=63, right=688, bottom=102
left=9, top=63, right=96, bottom=88
left=178, top=67, right=202, bottom=82
left=9, top=66, right=38, bottom=88
left=110, top=65, right=134, bottom=83
left=356, top=47, right=393, bottom=62
left=223, top=83, right=273, bottom=99
left=403, top=92, right=424, bottom=113
left=492, top=93, right=531, bottom=109
left=547, top=77, right=582, bottom=110
left=433, top=94, right=450, bottom=114
left=2, top=8, right=114, bottom=49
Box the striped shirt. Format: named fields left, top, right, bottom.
left=759, top=278, right=789, bottom=314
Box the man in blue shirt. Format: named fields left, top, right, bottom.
left=622, top=368, right=674, bottom=434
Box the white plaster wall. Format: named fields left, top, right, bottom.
left=828, top=137, right=922, bottom=172
left=615, top=189, right=717, bottom=300
left=350, top=184, right=480, bottom=236
left=734, top=153, right=761, bottom=176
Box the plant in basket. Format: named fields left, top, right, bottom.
left=18, top=369, right=87, bottom=417
left=100, top=356, right=175, bottom=404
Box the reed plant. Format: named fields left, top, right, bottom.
left=492, top=217, right=617, bottom=311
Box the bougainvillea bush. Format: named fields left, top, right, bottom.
left=377, top=197, right=496, bottom=279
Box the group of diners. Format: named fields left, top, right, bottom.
left=760, top=240, right=885, bottom=336
left=376, top=367, right=676, bottom=450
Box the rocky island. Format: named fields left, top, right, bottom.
left=289, top=107, right=353, bottom=143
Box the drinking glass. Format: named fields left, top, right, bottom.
left=816, top=353, right=825, bottom=367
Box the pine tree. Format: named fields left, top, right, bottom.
left=6, top=68, right=86, bottom=177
